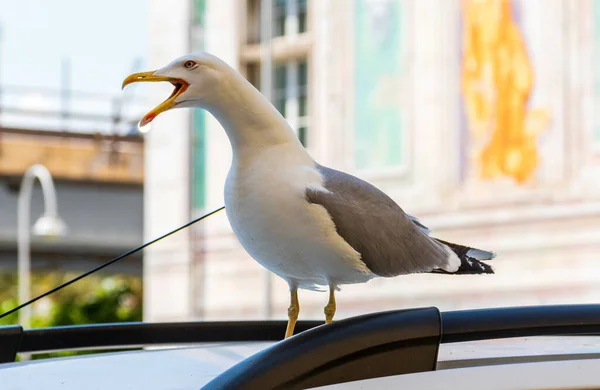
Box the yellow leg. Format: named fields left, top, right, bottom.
left=285, top=288, right=299, bottom=339
left=324, top=288, right=336, bottom=324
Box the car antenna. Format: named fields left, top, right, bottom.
left=0, top=206, right=225, bottom=321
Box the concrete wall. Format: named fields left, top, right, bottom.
left=144, top=0, right=600, bottom=324
left=195, top=0, right=600, bottom=322
left=0, top=179, right=143, bottom=274
left=142, top=0, right=194, bottom=322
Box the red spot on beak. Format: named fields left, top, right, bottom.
left=140, top=112, right=157, bottom=127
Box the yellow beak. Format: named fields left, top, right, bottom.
left=122, top=71, right=189, bottom=127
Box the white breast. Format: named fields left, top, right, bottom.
left=224, top=144, right=374, bottom=290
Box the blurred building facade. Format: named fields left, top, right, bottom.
left=144, top=0, right=600, bottom=322
left=0, top=128, right=144, bottom=276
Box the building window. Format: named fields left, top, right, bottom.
left=273, top=0, right=308, bottom=38
left=298, top=0, right=307, bottom=33
left=298, top=60, right=307, bottom=117
left=246, top=60, right=309, bottom=147
left=274, top=64, right=287, bottom=116
left=243, top=0, right=310, bottom=146
left=274, top=0, right=287, bottom=37
left=247, top=0, right=308, bottom=43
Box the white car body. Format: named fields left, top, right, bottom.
left=2, top=336, right=600, bottom=390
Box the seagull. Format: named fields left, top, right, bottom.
left=122, top=52, right=496, bottom=338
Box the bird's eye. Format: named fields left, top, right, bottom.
left=184, top=60, right=197, bottom=69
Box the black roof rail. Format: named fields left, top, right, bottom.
left=202, top=304, right=600, bottom=389
left=0, top=325, right=22, bottom=364
left=441, top=304, right=600, bottom=343
left=0, top=320, right=324, bottom=363
left=1, top=304, right=599, bottom=388
left=203, top=307, right=442, bottom=390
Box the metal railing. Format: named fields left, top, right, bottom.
left=0, top=84, right=152, bottom=135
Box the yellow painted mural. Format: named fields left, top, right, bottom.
left=461, top=0, right=550, bottom=184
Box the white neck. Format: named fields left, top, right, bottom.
left=202, top=71, right=308, bottom=161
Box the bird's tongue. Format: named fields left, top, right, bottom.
left=138, top=82, right=187, bottom=129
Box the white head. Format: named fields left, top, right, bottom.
left=122, top=51, right=303, bottom=154
left=122, top=52, right=237, bottom=127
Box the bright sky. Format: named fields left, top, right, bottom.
left=0, top=0, right=149, bottom=131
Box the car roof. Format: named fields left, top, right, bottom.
left=313, top=358, right=600, bottom=390
left=3, top=304, right=600, bottom=389
left=1, top=336, right=599, bottom=390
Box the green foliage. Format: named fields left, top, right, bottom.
left=0, top=297, right=19, bottom=326
left=46, top=278, right=142, bottom=326
left=0, top=271, right=143, bottom=360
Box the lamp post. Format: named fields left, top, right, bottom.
left=17, top=164, right=67, bottom=329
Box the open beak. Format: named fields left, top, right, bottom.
left=122, top=71, right=189, bottom=127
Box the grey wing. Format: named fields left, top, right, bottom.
left=305, top=165, right=459, bottom=277
left=408, top=213, right=496, bottom=261
left=407, top=214, right=431, bottom=235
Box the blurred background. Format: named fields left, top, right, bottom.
left=1, top=0, right=599, bottom=342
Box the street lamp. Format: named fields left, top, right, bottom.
left=17, top=164, right=67, bottom=329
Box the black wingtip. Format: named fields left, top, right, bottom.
left=456, top=256, right=495, bottom=274
left=431, top=255, right=495, bottom=275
